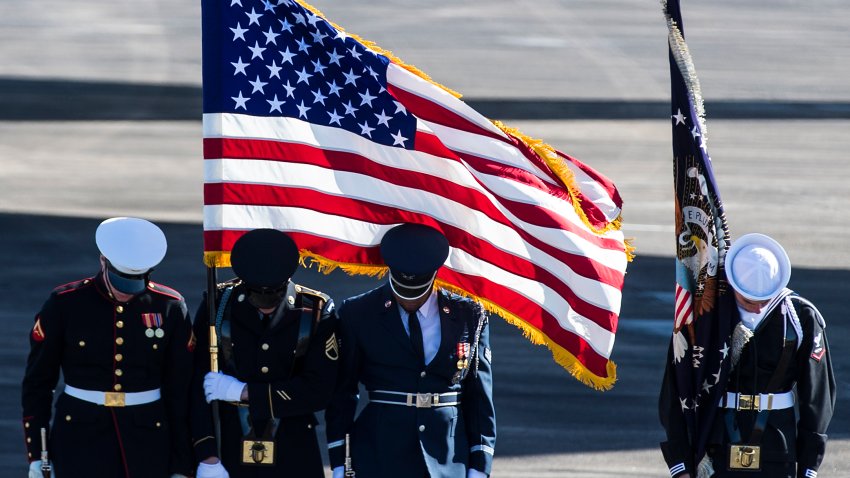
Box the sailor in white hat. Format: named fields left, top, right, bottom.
left=22, top=217, right=195, bottom=478
left=679, top=233, right=836, bottom=478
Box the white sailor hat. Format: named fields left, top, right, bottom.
left=95, top=217, right=167, bottom=276
left=725, top=233, right=791, bottom=301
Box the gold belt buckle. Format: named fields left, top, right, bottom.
left=241, top=439, right=276, bottom=465
left=728, top=444, right=761, bottom=470
left=736, top=394, right=760, bottom=411
left=104, top=392, right=126, bottom=407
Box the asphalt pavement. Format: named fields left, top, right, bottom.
left=1, top=0, right=848, bottom=476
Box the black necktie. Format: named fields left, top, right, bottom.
left=408, top=310, right=425, bottom=362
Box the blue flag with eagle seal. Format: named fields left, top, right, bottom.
left=658, top=1, right=737, bottom=476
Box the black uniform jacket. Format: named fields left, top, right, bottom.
left=660, top=292, right=836, bottom=477
left=21, top=274, right=194, bottom=477
left=190, top=280, right=339, bottom=478
left=325, top=285, right=496, bottom=478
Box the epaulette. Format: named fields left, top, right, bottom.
left=293, top=282, right=335, bottom=319
left=53, top=277, right=95, bottom=295
left=216, top=278, right=242, bottom=290
left=147, top=281, right=185, bottom=301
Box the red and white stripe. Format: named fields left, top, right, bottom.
left=204, top=62, right=627, bottom=379
left=674, top=282, right=694, bottom=330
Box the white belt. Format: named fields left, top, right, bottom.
left=722, top=391, right=795, bottom=411
left=65, top=385, right=161, bottom=407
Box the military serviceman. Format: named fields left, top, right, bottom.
left=660, top=233, right=836, bottom=478
left=191, top=229, right=339, bottom=478
left=22, top=217, right=194, bottom=477
left=326, top=223, right=496, bottom=478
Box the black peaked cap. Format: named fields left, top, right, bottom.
left=231, top=229, right=299, bottom=288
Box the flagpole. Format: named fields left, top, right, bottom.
left=206, top=265, right=223, bottom=457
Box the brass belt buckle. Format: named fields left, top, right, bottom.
left=728, top=444, right=761, bottom=470
left=736, top=394, right=760, bottom=411
left=104, top=392, right=126, bottom=407
left=241, top=439, right=275, bottom=465
left=415, top=393, right=434, bottom=408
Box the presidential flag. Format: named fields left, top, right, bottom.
left=202, top=0, right=629, bottom=389
left=660, top=0, right=737, bottom=471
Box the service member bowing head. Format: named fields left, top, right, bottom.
left=726, top=233, right=791, bottom=316
left=202, top=228, right=299, bottom=404
left=381, top=222, right=449, bottom=311
left=97, top=216, right=168, bottom=300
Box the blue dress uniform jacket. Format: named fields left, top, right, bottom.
left=660, top=293, right=836, bottom=478
left=326, top=285, right=496, bottom=478
left=190, top=281, right=339, bottom=478
left=21, top=274, right=195, bottom=477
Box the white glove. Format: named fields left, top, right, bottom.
left=332, top=466, right=344, bottom=478
left=28, top=461, right=53, bottom=478
left=203, top=371, right=246, bottom=403
left=467, top=469, right=488, bottom=478
left=196, top=461, right=230, bottom=478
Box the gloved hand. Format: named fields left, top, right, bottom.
left=332, top=466, right=344, bottom=478
left=467, top=469, right=488, bottom=478
left=203, top=371, right=246, bottom=403
left=196, top=461, right=230, bottom=478
left=28, top=461, right=54, bottom=478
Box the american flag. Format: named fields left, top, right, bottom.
left=202, top=0, right=629, bottom=389
left=662, top=0, right=736, bottom=466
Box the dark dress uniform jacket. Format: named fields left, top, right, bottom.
left=191, top=281, right=339, bottom=478
left=21, top=274, right=195, bottom=478
left=660, top=292, right=836, bottom=478
left=326, top=285, right=496, bottom=478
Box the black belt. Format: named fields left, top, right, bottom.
left=368, top=390, right=461, bottom=408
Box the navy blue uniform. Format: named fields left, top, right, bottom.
left=191, top=280, right=339, bottom=478
left=326, top=285, right=496, bottom=478
left=22, top=274, right=194, bottom=477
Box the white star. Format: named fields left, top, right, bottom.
left=701, top=379, right=713, bottom=394
left=348, top=46, right=362, bottom=61
left=296, top=100, right=311, bottom=119
left=279, top=47, right=296, bottom=65
left=312, top=88, right=327, bottom=106
left=311, top=59, right=327, bottom=76
left=719, top=342, right=729, bottom=360
left=359, top=89, right=377, bottom=107
left=248, top=41, right=267, bottom=60
left=295, top=67, right=312, bottom=85
left=267, top=94, right=284, bottom=113
left=335, top=30, right=349, bottom=42
left=358, top=121, right=375, bottom=138
left=379, top=85, right=386, bottom=94
left=296, top=37, right=311, bottom=54
left=327, top=109, right=343, bottom=125
left=691, top=126, right=701, bottom=139
left=306, top=12, right=322, bottom=27
left=230, top=22, right=248, bottom=41
left=232, top=91, right=250, bottom=110
left=689, top=193, right=696, bottom=199
left=262, top=27, right=279, bottom=45
left=672, top=108, right=686, bottom=126
left=393, top=100, right=407, bottom=115
left=679, top=397, right=689, bottom=411
left=230, top=0, right=242, bottom=6
left=374, top=109, right=392, bottom=127
left=261, top=0, right=275, bottom=12
left=326, top=80, right=342, bottom=97
left=231, top=56, right=249, bottom=76
left=249, top=76, right=268, bottom=94
left=342, top=69, right=361, bottom=86
left=712, top=370, right=722, bottom=384
left=699, top=140, right=708, bottom=152
left=266, top=60, right=282, bottom=79
left=327, top=49, right=343, bottom=66
left=278, top=18, right=293, bottom=33
left=366, top=66, right=379, bottom=80
left=245, top=8, right=263, bottom=26
left=310, top=30, right=327, bottom=44
left=282, top=80, right=296, bottom=98
left=391, top=130, right=408, bottom=147
left=292, top=12, right=305, bottom=25
left=342, top=100, right=358, bottom=117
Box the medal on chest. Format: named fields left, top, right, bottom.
left=141, top=313, right=165, bottom=339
